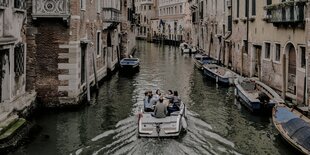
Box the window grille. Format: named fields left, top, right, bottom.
left=14, top=0, right=26, bottom=9
left=14, top=43, right=24, bottom=77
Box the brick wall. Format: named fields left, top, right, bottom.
left=34, top=19, right=70, bottom=105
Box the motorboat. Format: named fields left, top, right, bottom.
left=203, top=64, right=238, bottom=86
left=235, top=77, right=283, bottom=113
left=193, top=54, right=217, bottom=70
left=138, top=99, right=187, bottom=138
left=119, top=58, right=140, bottom=72
left=182, top=45, right=197, bottom=54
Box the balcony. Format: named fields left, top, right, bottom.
left=140, top=0, right=153, bottom=5
left=264, top=1, right=306, bottom=27
left=102, top=8, right=121, bottom=23
left=0, top=0, right=9, bottom=8
left=32, top=0, right=70, bottom=21
left=102, top=0, right=121, bottom=23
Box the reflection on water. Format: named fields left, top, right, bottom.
left=13, top=41, right=298, bottom=155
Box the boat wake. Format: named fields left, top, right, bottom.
left=70, top=111, right=242, bottom=155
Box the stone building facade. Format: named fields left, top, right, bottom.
left=120, top=0, right=137, bottom=58
left=157, top=0, right=191, bottom=43
left=26, top=0, right=124, bottom=107
left=0, top=0, right=27, bottom=104
left=189, top=0, right=231, bottom=62
left=0, top=0, right=36, bottom=138
left=135, top=0, right=155, bottom=40
left=189, top=0, right=310, bottom=105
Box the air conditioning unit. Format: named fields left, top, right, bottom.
left=226, top=0, right=232, bottom=8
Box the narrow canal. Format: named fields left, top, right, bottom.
left=13, top=41, right=298, bottom=155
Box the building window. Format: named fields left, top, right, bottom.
left=237, top=0, right=240, bottom=18
left=252, top=0, right=256, bottom=16
left=266, top=0, right=272, bottom=16
left=228, top=15, right=232, bottom=31
left=97, top=0, right=101, bottom=13
left=200, top=1, right=204, bottom=19
left=243, top=40, right=247, bottom=54
left=300, top=46, right=306, bottom=68
left=265, top=42, right=271, bottom=59
left=245, top=0, right=248, bottom=17
left=180, top=5, right=182, bottom=13
left=275, top=43, right=280, bottom=62
left=14, top=0, right=26, bottom=9
left=14, top=43, right=25, bottom=77
left=80, top=0, right=86, bottom=10
left=96, top=32, right=101, bottom=56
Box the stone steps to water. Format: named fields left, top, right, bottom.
left=0, top=115, right=19, bottom=135
left=0, top=118, right=26, bottom=144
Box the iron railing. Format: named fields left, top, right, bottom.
left=265, top=1, right=306, bottom=23
left=0, top=0, right=8, bottom=7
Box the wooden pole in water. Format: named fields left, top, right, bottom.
left=305, top=56, right=308, bottom=107
left=282, top=54, right=287, bottom=99
left=86, top=46, right=90, bottom=102
left=92, top=51, right=99, bottom=90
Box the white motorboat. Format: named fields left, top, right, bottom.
left=138, top=101, right=187, bottom=138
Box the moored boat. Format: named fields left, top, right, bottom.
left=203, top=64, right=238, bottom=85
left=182, top=46, right=197, bottom=54
left=193, top=54, right=217, bottom=70
left=234, top=77, right=284, bottom=113
left=138, top=100, right=187, bottom=138
left=273, top=103, right=310, bottom=154
left=119, top=58, right=140, bottom=72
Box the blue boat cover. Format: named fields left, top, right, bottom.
left=282, top=118, right=310, bottom=151
left=275, top=107, right=298, bottom=123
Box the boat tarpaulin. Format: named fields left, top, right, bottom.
left=282, top=118, right=310, bottom=151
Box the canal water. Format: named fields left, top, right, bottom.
left=13, top=41, right=298, bottom=155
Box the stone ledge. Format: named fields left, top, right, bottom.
left=0, top=118, right=25, bottom=142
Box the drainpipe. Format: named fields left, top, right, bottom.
left=244, top=0, right=250, bottom=77
left=306, top=55, right=308, bottom=107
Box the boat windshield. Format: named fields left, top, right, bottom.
left=123, top=58, right=138, bottom=61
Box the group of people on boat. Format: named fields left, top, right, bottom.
left=144, top=89, right=181, bottom=118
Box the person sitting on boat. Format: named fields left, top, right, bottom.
left=153, top=89, right=161, bottom=102
left=165, top=90, right=174, bottom=102
left=152, top=97, right=167, bottom=118
left=167, top=91, right=181, bottom=115
left=144, top=91, right=155, bottom=112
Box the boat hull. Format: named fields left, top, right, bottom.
left=203, top=65, right=231, bottom=86
left=119, top=58, right=140, bottom=73
left=194, top=59, right=203, bottom=70
left=138, top=103, right=186, bottom=138
left=272, top=104, right=310, bottom=154
left=234, top=78, right=281, bottom=113
left=235, top=87, right=261, bottom=112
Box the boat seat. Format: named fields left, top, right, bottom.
left=170, top=111, right=180, bottom=116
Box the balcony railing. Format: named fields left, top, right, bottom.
left=32, top=0, right=70, bottom=20
left=140, top=0, right=153, bottom=5
left=0, top=0, right=9, bottom=8
left=102, top=8, right=121, bottom=23
left=264, top=1, right=306, bottom=25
